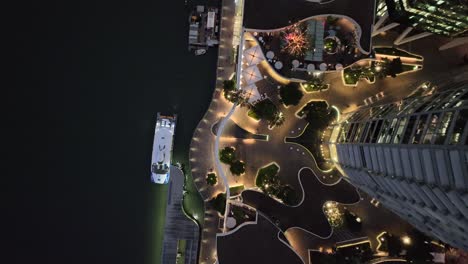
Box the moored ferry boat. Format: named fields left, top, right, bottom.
left=151, top=113, right=177, bottom=184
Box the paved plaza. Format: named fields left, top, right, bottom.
left=285, top=191, right=417, bottom=260
left=216, top=213, right=304, bottom=264
left=243, top=0, right=376, bottom=52
left=241, top=168, right=360, bottom=237
left=188, top=0, right=468, bottom=261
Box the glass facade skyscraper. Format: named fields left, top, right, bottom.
left=329, top=77, right=468, bottom=249
left=378, top=0, right=468, bottom=37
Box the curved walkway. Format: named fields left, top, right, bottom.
left=214, top=103, right=237, bottom=230
left=241, top=167, right=360, bottom=238
left=191, top=16, right=468, bottom=263
left=216, top=213, right=304, bottom=264
left=187, top=0, right=239, bottom=263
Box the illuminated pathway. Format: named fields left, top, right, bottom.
left=191, top=1, right=468, bottom=262
left=188, top=0, right=242, bottom=262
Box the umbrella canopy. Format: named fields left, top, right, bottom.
left=242, top=65, right=263, bottom=85
left=275, top=61, right=283, bottom=70
left=292, top=60, right=300, bottom=68
left=266, top=51, right=274, bottom=59
left=319, top=63, right=327, bottom=71
left=243, top=45, right=265, bottom=66
left=243, top=83, right=261, bottom=103
left=226, top=217, right=236, bottom=229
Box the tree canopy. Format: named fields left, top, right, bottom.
left=280, top=83, right=303, bottom=106
left=223, top=79, right=236, bottom=92
left=206, top=173, right=217, bottom=186
left=210, top=193, right=226, bottom=215
left=229, top=160, right=246, bottom=175
left=250, top=99, right=280, bottom=123
left=219, top=147, right=236, bottom=164
left=302, top=101, right=335, bottom=129
left=383, top=57, right=403, bottom=78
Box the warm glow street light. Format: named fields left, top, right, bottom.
left=402, top=236, right=411, bottom=245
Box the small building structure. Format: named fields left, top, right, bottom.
left=188, top=5, right=220, bottom=53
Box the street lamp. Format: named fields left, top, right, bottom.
left=402, top=236, right=411, bottom=245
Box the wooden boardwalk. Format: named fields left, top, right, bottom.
left=161, top=166, right=199, bottom=264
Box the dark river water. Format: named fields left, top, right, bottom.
left=40, top=0, right=217, bottom=263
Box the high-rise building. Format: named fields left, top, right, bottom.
left=374, top=0, right=468, bottom=48
left=328, top=77, right=468, bottom=249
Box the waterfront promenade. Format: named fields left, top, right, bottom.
left=188, top=0, right=238, bottom=262
left=189, top=0, right=468, bottom=262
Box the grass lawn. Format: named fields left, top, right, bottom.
left=176, top=239, right=187, bottom=264
left=182, top=170, right=205, bottom=226
left=343, top=67, right=362, bottom=85
left=229, top=184, right=245, bottom=196
left=148, top=184, right=168, bottom=264
left=255, top=163, right=299, bottom=205
left=402, top=64, right=420, bottom=72
left=247, top=109, right=260, bottom=120
left=255, top=163, right=280, bottom=187
left=302, top=83, right=328, bottom=93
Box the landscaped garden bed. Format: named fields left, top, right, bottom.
left=376, top=231, right=434, bottom=262
left=220, top=146, right=236, bottom=164
left=180, top=163, right=205, bottom=227
left=336, top=241, right=373, bottom=263
left=255, top=163, right=299, bottom=206
left=290, top=101, right=337, bottom=170
left=343, top=64, right=376, bottom=86
left=324, top=36, right=340, bottom=54
left=227, top=204, right=256, bottom=230
left=323, top=201, right=344, bottom=228
left=176, top=239, right=186, bottom=264
left=219, top=146, right=246, bottom=176
left=247, top=109, right=260, bottom=120
left=206, top=172, right=217, bottom=186
left=252, top=16, right=369, bottom=80
left=229, top=184, right=245, bottom=196
left=301, top=78, right=329, bottom=93
left=342, top=58, right=422, bottom=86
left=344, top=209, right=362, bottom=233
left=210, top=193, right=226, bottom=215
left=374, top=47, right=423, bottom=60
left=279, top=82, right=303, bottom=106
left=248, top=98, right=284, bottom=127
left=230, top=160, right=246, bottom=175
left=255, top=163, right=280, bottom=186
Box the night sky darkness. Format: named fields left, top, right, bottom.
left=12, top=0, right=217, bottom=263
